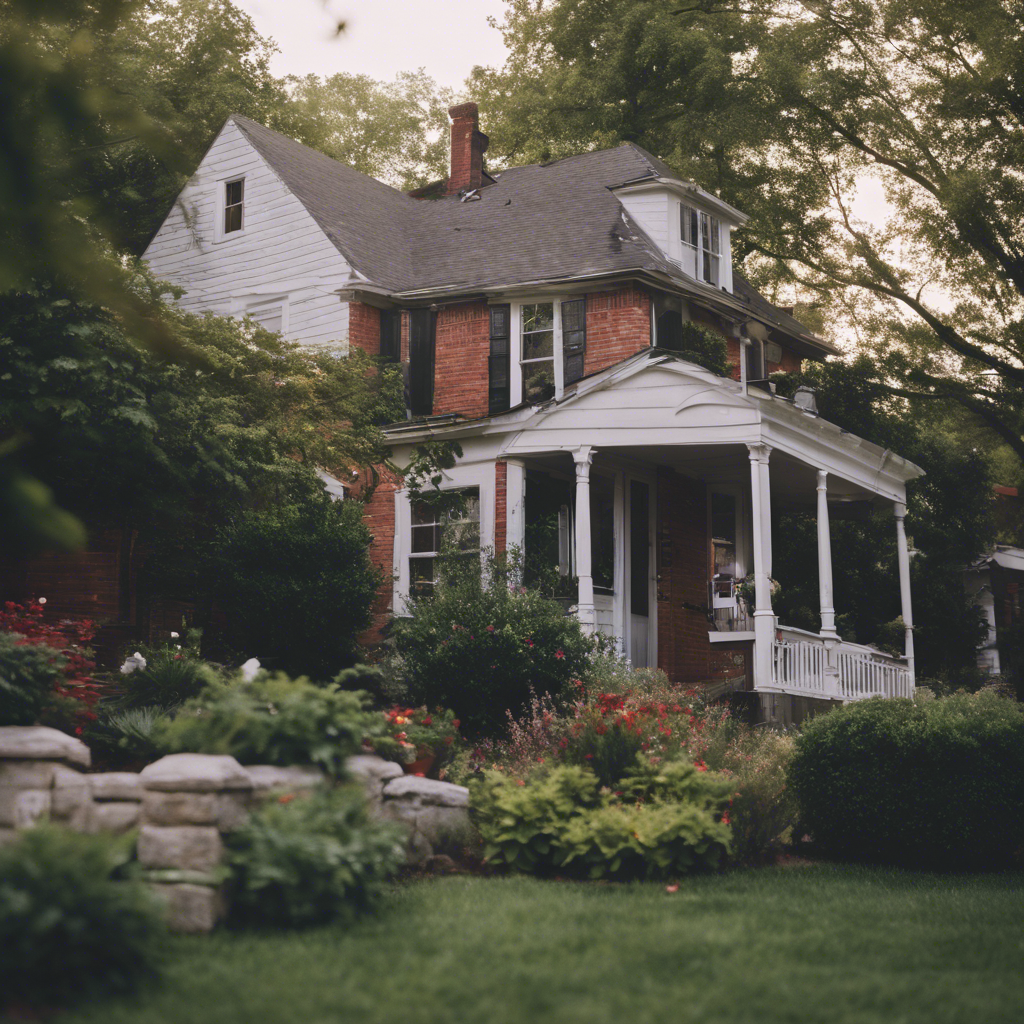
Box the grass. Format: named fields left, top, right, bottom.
left=51, top=866, right=1023, bottom=1024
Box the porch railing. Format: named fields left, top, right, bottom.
left=768, top=626, right=913, bottom=701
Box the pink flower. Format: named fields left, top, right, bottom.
left=555, top=649, right=564, bottom=659
left=486, top=625, right=495, bottom=633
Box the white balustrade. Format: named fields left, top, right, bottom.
left=767, top=627, right=913, bottom=701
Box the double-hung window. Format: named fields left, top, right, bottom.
left=680, top=204, right=721, bottom=286
left=520, top=302, right=556, bottom=403
left=224, top=179, right=244, bottom=234
left=408, top=489, right=480, bottom=598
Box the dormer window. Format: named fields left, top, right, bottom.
left=224, top=179, right=244, bottom=234
left=680, top=204, right=721, bottom=286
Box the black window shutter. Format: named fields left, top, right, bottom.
left=488, top=304, right=511, bottom=415
left=379, top=309, right=401, bottom=362
left=562, top=298, right=587, bottom=385
left=409, top=309, right=436, bottom=417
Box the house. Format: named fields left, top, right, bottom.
left=965, top=486, right=1024, bottom=676
left=143, top=103, right=924, bottom=721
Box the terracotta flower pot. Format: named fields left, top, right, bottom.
left=404, top=753, right=435, bottom=777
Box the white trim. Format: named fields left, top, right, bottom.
left=215, top=174, right=246, bottom=243
left=392, top=461, right=496, bottom=614
left=510, top=297, right=565, bottom=405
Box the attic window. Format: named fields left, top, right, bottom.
left=680, top=204, right=720, bottom=286
left=224, top=179, right=244, bottom=234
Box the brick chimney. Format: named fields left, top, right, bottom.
left=446, top=102, right=489, bottom=195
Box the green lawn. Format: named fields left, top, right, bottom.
left=52, top=866, right=1023, bottom=1024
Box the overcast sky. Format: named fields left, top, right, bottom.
left=232, top=0, right=510, bottom=89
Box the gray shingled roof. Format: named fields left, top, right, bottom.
left=232, top=115, right=828, bottom=349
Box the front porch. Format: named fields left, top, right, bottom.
left=495, top=354, right=923, bottom=714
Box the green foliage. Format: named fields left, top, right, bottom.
left=113, top=630, right=213, bottom=710
left=0, top=633, right=63, bottom=726
left=563, top=714, right=644, bottom=790
left=666, top=322, right=732, bottom=378
left=225, top=785, right=405, bottom=929
left=471, top=759, right=731, bottom=879
left=789, top=691, right=1024, bottom=869
left=392, top=554, right=598, bottom=734
left=0, top=826, right=164, bottom=1010
left=201, top=499, right=381, bottom=679
left=86, top=706, right=170, bottom=769
left=156, top=674, right=387, bottom=776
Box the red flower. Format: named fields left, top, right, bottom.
left=585, top=753, right=594, bottom=760
left=422, top=716, right=432, bottom=726
left=516, top=779, right=526, bottom=786
left=486, top=625, right=495, bottom=633
left=452, top=719, right=460, bottom=729
left=278, top=793, right=296, bottom=804
left=555, top=649, right=564, bottom=659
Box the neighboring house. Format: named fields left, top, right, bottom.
left=965, top=487, right=1024, bottom=676
left=144, top=102, right=924, bottom=721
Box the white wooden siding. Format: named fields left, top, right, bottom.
left=143, top=119, right=354, bottom=351
left=618, top=191, right=670, bottom=252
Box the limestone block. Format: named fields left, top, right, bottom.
left=0, top=760, right=57, bottom=788
left=90, top=801, right=140, bottom=834
left=0, top=726, right=90, bottom=767
left=382, top=776, right=469, bottom=808
left=141, top=754, right=252, bottom=793
left=138, top=825, right=223, bottom=872
left=216, top=792, right=251, bottom=832
left=89, top=772, right=143, bottom=802
left=346, top=755, right=403, bottom=792
left=142, top=791, right=219, bottom=826
left=149, top=883, right=225, bottom=934
left=245, top=764, right=326, bottom=797
left=0, top=787, right=51, bottom=828
left=413, top=804, right=477, bottom=848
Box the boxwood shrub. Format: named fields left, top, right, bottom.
left=789, top=691, right=1024, bottom=869
left=0, top=827, right=164, bottom=1011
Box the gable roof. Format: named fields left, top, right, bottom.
left=231, top=115, right=831, bottom=353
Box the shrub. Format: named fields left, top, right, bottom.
left=0, top=827, right=164, bottom=1011
left=0, top=632, right=63, bottom=725
left=112, top=629, right=213, bottom=710
left=0, top=600, right=100, bottom=731
left=393, top=554, right=597, bottom=734
left=85, top=706, right=169, bottom=769
left=201, top=498, right=381, bottom=680
left=789, top=691, right=1024, bottom=869
left=471, top=759, right=732, bottom=879
left=225, top=785, right=405, bottom=928
left=156, top=674, right=387, bottom=776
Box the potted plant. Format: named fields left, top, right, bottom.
left=373, top=706, right=461, bottom=777
left=735, top=574, right=781, bottom=613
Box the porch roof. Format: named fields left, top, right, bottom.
left=384, top=350, right=925, bottom=504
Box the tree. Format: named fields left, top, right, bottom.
left=285, top=70, right=453, bottom=191
left=474, top=0, right=1024, bottom=466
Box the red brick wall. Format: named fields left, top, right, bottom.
left=358, top=466, right=402, bottom=647
left=655, top=469, right=711, bottom=683
left=432, top=301, right=490, bottom=418
left=709, top=641, right=753, bottom=690
left=584, top=287, right=651, bottom=376
left=348, top=302, right=381, bottom=356
left=494, top=460, right=507, bottom=554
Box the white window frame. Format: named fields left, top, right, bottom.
left=216, top=175, right=246, bottom=242
left=244, top=299, right=290, bottom=337
left=393, top=462, right=495, bottom=613
left=679, top=203, right=721, bottom=287
left=509, top=298, right=565, bottom=406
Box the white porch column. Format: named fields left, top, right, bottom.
left=505, top=459, right=526, bottom=557
left=748, top=443, right=775, bottom=689
left=816, top=471, right=838, bottom=638
left=573, top=446, right=596, bottom=631
left=894, top=501, right=915, bottom=677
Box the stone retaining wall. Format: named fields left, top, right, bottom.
left=0, top=726, right=473, bottom=933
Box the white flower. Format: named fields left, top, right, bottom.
left=120, top=652, right=147, bottom=675
left=240, top=657, right=261, bottom=682
left=170, top=631, right=179, bottom=638
left=176, top=644, right=182, bottom=649
left=37, top=597, right=47, bottom=605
